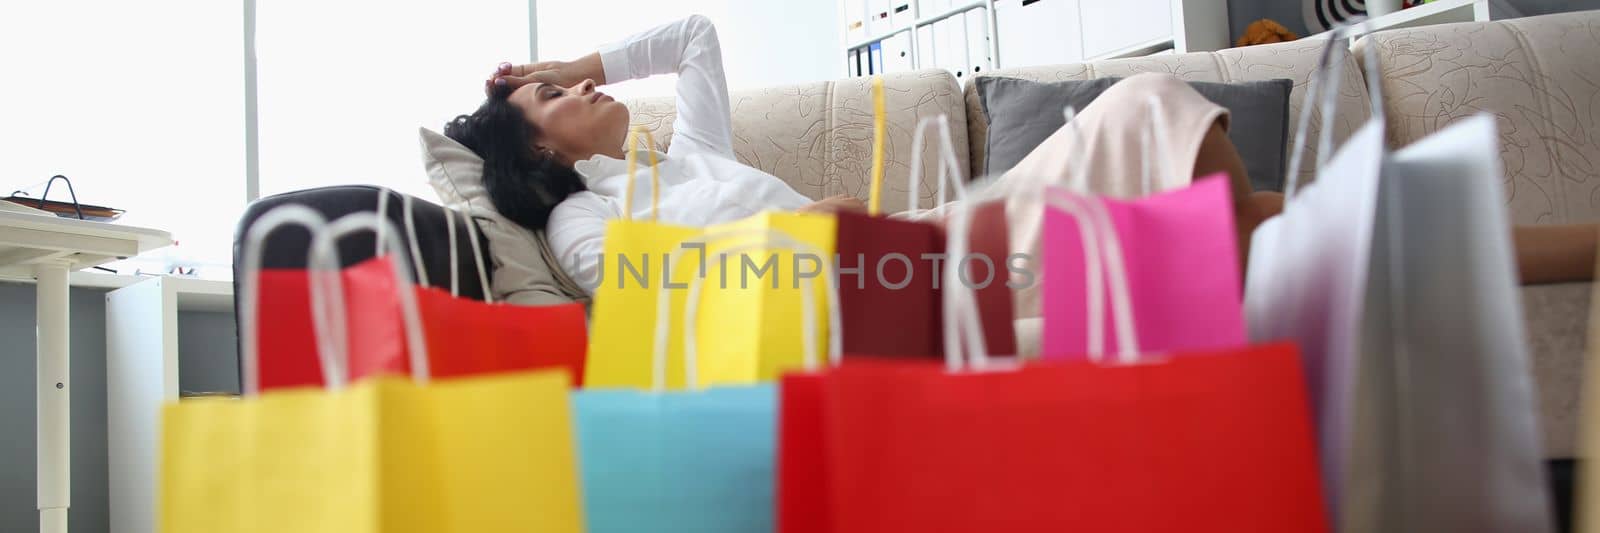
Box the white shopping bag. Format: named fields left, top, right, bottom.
left=1246, top=26, right=1552, bottom=533
left=1343, top=113, right=1552, bottom=533
left=1244, top=32, right=1386, bottom=522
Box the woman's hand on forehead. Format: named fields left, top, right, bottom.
left=484, top=55, right=607, bottom=96
left=485, top=61, right=553, bottom=95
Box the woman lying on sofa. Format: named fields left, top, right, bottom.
left=444, top=15, right=1598, bottom=307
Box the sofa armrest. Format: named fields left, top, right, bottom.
left=230, top=185, right=494, bottom=387
left=231, top=185, right=491, bottom=296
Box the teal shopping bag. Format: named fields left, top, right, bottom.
left=574, top=386, right=777, bottom=532
left=573, top=230, right=839, bottom=533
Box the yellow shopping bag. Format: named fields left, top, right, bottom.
left=585, top=128, right=836, bottom=389
left=161, top=208, right=584, bottom=533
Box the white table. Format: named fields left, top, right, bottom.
left=0, top=211, right=171, bottom=533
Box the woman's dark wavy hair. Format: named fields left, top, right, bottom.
left=444, top=84, right=586, bottom=231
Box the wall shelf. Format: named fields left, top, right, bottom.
left=840, top=0, right=1230, bottom=79
left=1089, top=37, right=1177, bottom=61
left=845, top=0, right=991, bottom=50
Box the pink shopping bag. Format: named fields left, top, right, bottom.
left=1039, top=175, right=1245, bottom=359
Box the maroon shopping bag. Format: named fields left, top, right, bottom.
left=833, top=201, right=1015, bottom=358
left=838, top=94, right=1014, bottom=358
left=833, top=211, right=942, bottom=357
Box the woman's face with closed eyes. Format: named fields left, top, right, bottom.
left=509, top=78, right=630, bottom=165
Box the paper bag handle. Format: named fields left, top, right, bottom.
left=239, top=204, right=329, bottom=396
left=904, top=114, right=970, bottom=214
left=1284, top=20, right=1386, bottom=201
left=1049, top=191, right=1140, bottom=363
left=307, top=212, right=433, bottom=389
left=651, top=228, right=841, bottom=391
left=388, top=189, right=494, bottom=302
left=943, top=188, right=1139, bottom=369
left=623, top=126, right=663, bottom=221
left=939, top=191, right=1019, bottom=370
left=867, top=76, right=889, bottom=215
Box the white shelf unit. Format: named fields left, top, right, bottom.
left=840, top=0, right=1230, bottom=79
left=1310, top=0, right=1489, bottom=41
left=107, top=276, right=234, bottom=533
left=845, top=0, right=1000, bottom=75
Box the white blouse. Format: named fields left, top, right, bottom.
left=545, top=15, right=813, bottom=292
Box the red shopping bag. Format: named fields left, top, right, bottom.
left=376, top=194, right=588, bottom=385
left=786, top=190, right=1325, bottom=533
left=244, top=205, right=415, bottom=391
left=780, top=199, right=1016, bottom=533
left=254, top=256, right=412, bottom=390
left=779, top=357, right=943, bottom=533
left=250, top=194, right=590, bottom=390
left=777, top=371, right=828, bottom=533
left=414, top=287, right=587, bottom=383
left=406, top=195, right=588, bottom=384
left=822, top=344, right=1326, bottom=533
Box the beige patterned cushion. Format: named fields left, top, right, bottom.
left=964, top=38, right=1374, bottom=186
left=1358, top=11, right=1600, bottom=460
left=1356, top=11, right=1600, bottom=226
left=622, top=69, right=969, bottom=212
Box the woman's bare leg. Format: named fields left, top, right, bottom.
left=1191, top=120, right=1283, bottom=269
left=1190, top=119, right=1596, bottom=285
left=1515, top=225, right=1598, bottom=284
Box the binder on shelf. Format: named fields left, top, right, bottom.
left=965, top=8, right=992, bottom=74
left=881, top=33, right=901, bottom=73
left=885, top=31, right=914, bottom=73
left=916, top=24, right=937, bottom=70
left=866, top=0, right=893, bottom=37
left=934, top=17, right=968, bottom=79
left=845, top=0, right=868, bottom=42
left=889, top=2, right=913, bottom=31
left=918, top=0, right=953, bottom=16
left=994, top=0, right=1081, bottom=68
left=869, top=42, right=885, bottom=75
left=848, top=49, right=861, bottom=77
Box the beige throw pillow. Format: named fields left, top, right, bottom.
left=417, top=127, right=586, bottom=305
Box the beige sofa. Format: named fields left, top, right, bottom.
left=624, top=10, right=1600, bottom=460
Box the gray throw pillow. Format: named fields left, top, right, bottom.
left=976, top=76, right=1294, bottom=192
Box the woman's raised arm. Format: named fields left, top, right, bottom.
left=489, top=16, right=735, bottom=158
left=597, top=15, right=735, bottom=158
